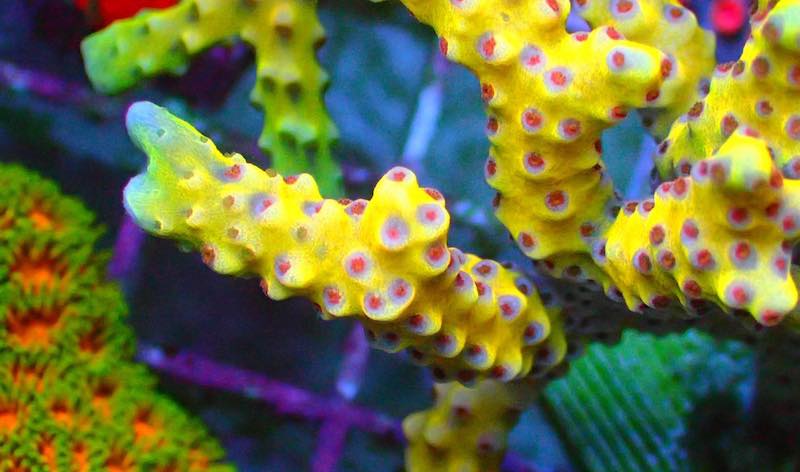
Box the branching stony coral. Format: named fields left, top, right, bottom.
left=115, top=0, right=800, bottom=469
left=0, top=164, right=231, bottom=471
left=81, top=0, right=340, bottom=193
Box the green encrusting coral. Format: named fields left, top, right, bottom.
left=543, top=330, right=752, bottom=472
left=0, top=164, right=231, bottom=471
left=81, top=0, right=342, bottom=195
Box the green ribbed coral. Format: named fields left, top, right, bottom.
left=80, top=0, right=340, bottom=194
left=544, top=330, right=752, bottom=472
left=0, top=164, right=231, bottom=471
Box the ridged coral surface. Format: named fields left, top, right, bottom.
left=123, top=101, right=568, bottom=383
left=0, top=164, right=230, bottom=471
left=81, top=0, right=339, bottom=190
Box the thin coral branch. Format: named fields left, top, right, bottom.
left=0, top=59, right=94, bottom=105
left=108, top=212, right=145, bottom=281
left=335, top=324, right=371, bottom=401
left=137, top=343, right=541, bottom=472
left=311, top=324, right=371, bottom=472
left=137, top=343, right=403, bottom=441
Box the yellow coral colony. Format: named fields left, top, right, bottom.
left=398, top=0, right=670, bottom=294
left=605, top=129, right=800, bottom=325
left=398, top=0, right=800, bottom=326
left=657, top=0, right=800, bottom=180
left=81, top=0, right=338, bottom=183
left=574, top=0, right=716, bottom=137
left=123, top=101, right=567, bottom=384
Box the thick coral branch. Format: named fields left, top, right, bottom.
left=123, top=101, right=566, bottom=383
left=399, top=0, right=670, bottom=289
left=600, top=129, right=800, bottom=324
left=399, top=0, right=800, bottom=327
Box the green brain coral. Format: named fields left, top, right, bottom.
left=0, top=164, right=232, bottom=471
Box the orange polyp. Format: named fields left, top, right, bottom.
left=6, top=306, right=64, bottom=348
left=106, top=450, right=135, bottom=472
left=73, top=444, right=89, bottom=472
left=78, top=321, right=106, bottom=355
left=28, top=208, right=55, bottom=231
left=133, top=409, right=160, bottom=443
left=50, top=400, right=73, bottom=425
left=10, top=248, right=70, bottom=293
left=39, top=438, right=57, bottom=471
left=91, top=381, right=115, bottom=419
left=0, top=403, right=20, bottom=433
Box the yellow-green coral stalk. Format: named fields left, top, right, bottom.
left=81, top=0, right=340, bottom=194
left=123, top=101, right=567, bottom=383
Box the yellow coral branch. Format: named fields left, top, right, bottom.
left=603, top=128, right=800, bottom=324
left=404, top=380, right=538, bottom=472
left=399, top=0, right=670, bottom=287
left=574, top=0, right=716, bottom=137
left=123, top=101, right=566, bottom=383
left=657, top=0, right=800, bottom=180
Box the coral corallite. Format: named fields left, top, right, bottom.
left=0, top=164, right=231, bottom=471
left=123, top=101, right=568, bottom=384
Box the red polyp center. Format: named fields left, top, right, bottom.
left=734, top=242, right=751, bottom=260
left=481, top=83, right=495, bottom=101
left=525, top=112, right=541, bottom=127
left=482, top=36, right=496, bottom=57
left=326, top=288, right=341, bottom=305
left=617, top=0, right=633, bottom=12
left=408, top=314, right=424, bottom=328
left=367, top=295, right=383, bottom=310
left=550, top=71, right=567, bottom=86
left=661, top=58, right=673, bottom=78
left=730, top=207, right=748, bottom=224
left=350, top=257, right=365, bottom=274
left=731, top=285, right=749, bottom=304
left=697, top=249, right=713, bottom=267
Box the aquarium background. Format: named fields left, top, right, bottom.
left=0, top=0, right=784, bottom=470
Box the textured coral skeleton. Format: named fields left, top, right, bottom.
left=80, top=0, right=800, bottom=469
